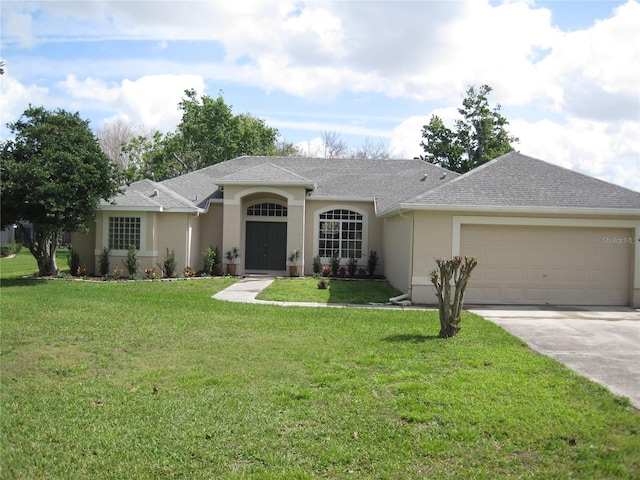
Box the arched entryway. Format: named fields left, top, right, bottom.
left=244, top=200, right=288, bottom=272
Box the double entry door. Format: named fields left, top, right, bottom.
left=245, top=221, right=287, bottom=271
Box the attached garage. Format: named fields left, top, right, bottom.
left=460, top=224, right=633, bottom=306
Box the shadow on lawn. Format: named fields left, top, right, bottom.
left=383, top=334, right=440, bottom=343
left=0, top=278, right=47, bottom=288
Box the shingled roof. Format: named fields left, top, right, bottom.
left=100, top=179, right=202, bottom=212
left=157, top=156, right=458, bottom=214
left=101, top=153, right=639, bottom=215
left=402, top=152, right=640, bottom=211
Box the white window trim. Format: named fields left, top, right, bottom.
left=313, top=205, right=369, bottom=262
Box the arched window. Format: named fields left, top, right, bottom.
left=247, top=202, right=287, bottom=217
left=318, top=209, right=364, bottom=259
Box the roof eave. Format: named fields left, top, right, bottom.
left=394, top=203, right=640, bottom=217
left=98, top=205, right=204, bottom=213
left=217, top=180, right=316, bottom=190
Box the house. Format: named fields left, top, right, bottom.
left=71, top=152, right=640, bottom=307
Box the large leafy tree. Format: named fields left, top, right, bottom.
left=421, top=85, right=518, bottom=173
left=1, top=106, right=120, bottom=275
left=124, top=90, right=280, bottom=181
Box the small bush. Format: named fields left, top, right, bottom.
left=338, top=266, right=347, bottom=278
left=98, top=247, right=110, bottom=277
left=112, top=268, right=123, bottom=280
left=183, top=266, right=196, bottom=277
left=330, top=251, right=340, bottom=277
left=68, top=247, right=80, bottom=276
left=213, top=246, right=221, bottom=275
left=322, top=265, right=330, bottom=277
left=367, top=250, right=378, bottom=278
left=312, top=255, right=322, bottom=275
left=123, top=245, right=140, bottom=279
left=78, top=265, right=89, bottom=277
left=160, top=248, right=176, bottom=278
left=347, top=256, right=358, bottom=278
left=317, top=278, right=330, bottom=290
left=0, top=241, right=22, bottom=257
left=202, top=246, right=216, bottom=276
left=145, top=267, right=158, bottom=280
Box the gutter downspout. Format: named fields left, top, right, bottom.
left=186, top=211, right=201, bottom=271
left=397, top=209, right=415, bottom=302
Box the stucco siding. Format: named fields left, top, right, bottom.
left=382, top=214, right=413, bottom=294
left=70, top=217, right=97, bottom=275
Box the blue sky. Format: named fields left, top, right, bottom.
left=1, top=0, right=639, bottom=191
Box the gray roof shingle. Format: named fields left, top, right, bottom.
left=160, top=156, right=458, bottom=213
left=102, top=153, right=639, bottom=215
left=404, top=152, right=640, bottom=211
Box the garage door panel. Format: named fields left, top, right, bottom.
left=460, top=225, right=631, bottom=306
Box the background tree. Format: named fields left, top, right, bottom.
left=1, top=106, right=120, bottom=275
left=167, top=89, right=279, bottom=179
left=95, top=118, right=143, bottom=171
left=421, top=85, right=518, bottom=173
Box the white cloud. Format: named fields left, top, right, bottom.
left=0, top=76, right=49, bottom=138
left=56, top=74, right=206, bottom=132
left=537, top=0, right=640, bottom=120
left=2, top=10, right=36, bottom=48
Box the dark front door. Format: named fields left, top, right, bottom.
left=245, top=221, right=287, bottom=271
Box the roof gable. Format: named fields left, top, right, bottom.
left=404, top=152, right=640, bottom=211
left=215, top=163, right=315, bottom=188
left=101, top=179, right=200, bottom=211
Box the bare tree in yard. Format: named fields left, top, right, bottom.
left=429, top=256, right=478, bottom=338
left=350, top=138, right=390, bottom=159
left=96, top=118, right=141, bottom=170
left=320, top=130, right=349, bottom=158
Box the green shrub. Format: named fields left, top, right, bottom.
left=330, top=251, right=340, bottom=277
left=202, top=246, right=216, bottom=276
left=0, top=241, right=22, bottom=257
left=160, top=248, right=176, bottom=278
left=367, top=250, right=378, bottom=278
left=312, top=255, right=322, bottom=275
left=98, top=247, right=110, bottom=277
left=123, top=245, right=140, bottom=279
left=68, top=246, right=80, bottom=276
left=347, top=256, right=358, bottom=278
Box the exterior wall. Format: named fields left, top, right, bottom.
left=198, top=203, right=224, bottom=271
left=304, top=200, right=382, bottom=276
left=156, top=212, right=195, bottom=275
left=93, top=210, right=158, bottom=276
left=70, top=218, right=97, bottom=274
left=381, top=213, right=413, bottom=293
left=408, top=210, right=640, bottom=307
left=407, top=211, right=455, bottom=303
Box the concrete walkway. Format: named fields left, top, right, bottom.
left=213, top=278, right=640, bottom=409
left=212, top=276, right=416, bottom=309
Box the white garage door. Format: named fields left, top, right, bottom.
left=460, top=225, right=632, bottom=306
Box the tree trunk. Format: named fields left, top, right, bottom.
left=20, top=224, right=59, bottom=276
left=429, top=256, right=478, bottom=338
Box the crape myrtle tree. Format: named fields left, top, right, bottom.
left=1, top=106, right=120, bottom=276
left=421, top=85, right=518, bottom=173
left=429, top=256, right=478, bottom=338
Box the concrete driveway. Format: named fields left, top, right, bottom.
left=470, top=306, right=640, bottom=410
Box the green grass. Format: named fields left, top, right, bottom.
left=2, top=251, right=639, bottom=479
left=256, top=277, right=403, bottom=304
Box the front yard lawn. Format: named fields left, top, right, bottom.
left=256, top=277, right=403, bottom=304
left=1, top=252, right=639, bottom=479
